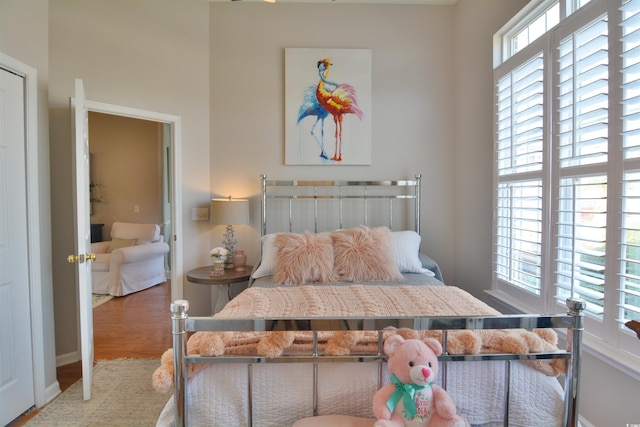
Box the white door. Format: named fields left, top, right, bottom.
left=70, top=78, right=94, bottom=400
left=0, top=68, right=35, bottom=423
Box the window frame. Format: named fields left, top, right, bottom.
left=492, top=0, right=640, bottom=378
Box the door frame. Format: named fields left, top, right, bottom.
left=0, top=53, right=50, bottom=407
left=84, top=100, right=183, bottom=302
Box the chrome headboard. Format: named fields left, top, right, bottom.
left=260, top=174, right=422, bottom=236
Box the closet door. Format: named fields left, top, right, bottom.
left=0, top=66, right=35, bottom=424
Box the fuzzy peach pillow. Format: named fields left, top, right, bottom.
left=273, top=232, right=335, bottom=285
left=332, top=226, right=403, bottom=282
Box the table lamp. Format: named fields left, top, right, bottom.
left=211, top=196, right=250, bottom=268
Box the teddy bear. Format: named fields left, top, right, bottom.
left=372, top=335, right=469, bottom=427
left=258, top=326, right=483, bottom=358
left=478, top=327, right=565, bottom=376
left=152, top=330, right=232, bottom=393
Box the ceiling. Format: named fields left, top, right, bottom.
left=212, top=0, right=457, bottom=4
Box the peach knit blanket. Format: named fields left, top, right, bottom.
left=200, top=284, right=564, bottom=376
left=219, top=284, right=499, bottom=318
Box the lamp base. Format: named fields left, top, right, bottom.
left=222, top=225, right=237, bottom=269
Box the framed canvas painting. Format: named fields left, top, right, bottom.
left=285, top=48, right=372, bottom=165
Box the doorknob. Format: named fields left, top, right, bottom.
left=67, top=253, right=96, bottom=263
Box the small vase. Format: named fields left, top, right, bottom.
left=233, top=250, right=246, bottom=271
left=210, top=256, right=226, bottom=276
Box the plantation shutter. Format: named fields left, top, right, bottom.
left=555, top=176, right=607, bottom=317
left=496, top=55, right=545, bottom=177
left=556, top=16, right=609, bottom=168
left=494, top=0, right=640, bottom=364
left=620, top=0, right=640, bottom=350
left=553, top=13, right=609, bottom=319
left=621, top=172, right=640, bottom=329
left=494, top=53, right=545, bottom=303
left=621, top=0, right=640, bottom=162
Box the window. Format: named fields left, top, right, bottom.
left=493, top=0, right=640, bottom=367
left=495, top=0, right=594, bottom=65
left=512, top=3, right=560, bottom=56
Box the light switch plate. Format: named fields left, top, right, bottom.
left=192, top=207, right=209, bottom=221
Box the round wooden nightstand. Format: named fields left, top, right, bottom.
left=186, top=266, right=252, bottom=313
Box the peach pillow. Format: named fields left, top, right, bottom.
left=273, top=232, right=335, bottom=285
left=332, top=226, right=403, bottom=282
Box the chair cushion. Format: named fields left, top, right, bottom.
left=107, top=237, right=138, bottom=253
left=92, top=253, right=111, bottom=272
left=111, top=222, right=160, bottom=244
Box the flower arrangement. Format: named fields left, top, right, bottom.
left=210, top=247, right=228, bottom=261
left=210, top=247, right=228, bottom=276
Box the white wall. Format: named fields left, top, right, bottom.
left=0, top=0, right=58, bottom=403
left=88, top=112, right=163, bottom=236
left=210, top=3, right=458, bottom=278
left=48, top=0, right=212, bottom=354
left=452, top=0, right=527, bottom=300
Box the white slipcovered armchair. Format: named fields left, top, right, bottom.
left=91, top=221, right=170, bottom=296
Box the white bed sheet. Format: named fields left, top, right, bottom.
left=156, top=359, right=565, bottom=427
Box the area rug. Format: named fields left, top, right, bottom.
left=92, top=293, right=113, bottom=309
left=26, top=358, right=169, bottom=426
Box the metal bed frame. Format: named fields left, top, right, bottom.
left=169, top=175, right=584, bottom=427
left=171, top=300, right=585, bottom=427
left=260, top=174, right=422, bottom=235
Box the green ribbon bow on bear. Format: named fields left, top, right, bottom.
left=386, top=373, right=431, bottom=419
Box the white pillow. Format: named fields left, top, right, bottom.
left=251, top=234, right=278, bottom=279
left=391, top=230, right=432, bottom=275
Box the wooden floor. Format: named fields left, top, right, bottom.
left=9, top=281, right=172, bottom=426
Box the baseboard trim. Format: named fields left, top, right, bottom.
left=42, top=381, right=61, bottom=406
left=579, top=415, right=595, bottom=427
left=56, top=351, right=80, bottom=367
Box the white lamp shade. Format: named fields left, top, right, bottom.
left=211, top=198, right=250, bottom=225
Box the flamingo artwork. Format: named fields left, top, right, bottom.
left=315, top=58, right=363, bottom=162
left=297, top=84, right=331, bottom=160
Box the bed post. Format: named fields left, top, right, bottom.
left=261, top=174, right=267, bottom=237
left=171, top=300, right=189, bottom=427
left=414, top=174, right=421, bottom=235
left=564, top=298, right=585, bottom=427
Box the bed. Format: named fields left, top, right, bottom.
left=154, top=175, right=584, bottom=427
